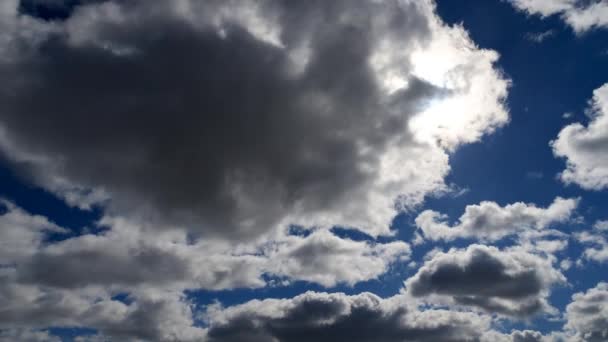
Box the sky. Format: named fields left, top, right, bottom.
left=0, top=0, right=607, bottom=341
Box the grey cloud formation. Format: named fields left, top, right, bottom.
left=405, top=245, right=565, bottom=317
left=1, top=201, right=409, bottom=292
left=0, top=329, right=60, bottom=342
left=0, top=201, right=412, bottom=340
left=204, top=291, right=492, bottom=342
left=415, top=197, right=578, bottom=242
left=0, top=281, right=207, bottom=342
left=552, top=84, right=608, bottom=190
left=0, top=0, right=509, bottom=239
left=565, top=282, right=608, bottom=342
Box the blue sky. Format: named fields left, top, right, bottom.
left=1, top=1, right=608, bottom=341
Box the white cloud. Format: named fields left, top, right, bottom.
left=575, top=225, right=608, bottom=264
left=262, top=229, right=410, bottom=287
left=510, top=0, right=608, bottom=33
left=415, top=197, right=578, bottom=242
left=0, top=199, right=67, bottom=264
left=553, top=84, right=608, bottom=190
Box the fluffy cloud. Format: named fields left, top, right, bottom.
left=1, top=201, right=409, bottom=291
left=262, top=229, right=410, bottom=287
left=565, top=282, right=608, bottom=341
left=0, top=200, right=415, bottom=340
left=404, top=245, right=565, bottom=317
left=0, top=281, right=207, bottom=342
left=0, top=0, right=509, bottom=240
left=575, top=224, right=608, bottom=264
left=204, top=291, right=493, bottom=342
left=0, top=199, right=67, bottom=263
left=552, top=84, right=608, bottom=190
left=415, top=197, right=578, bottom=242
left=509, top=0, right=608, bottom=33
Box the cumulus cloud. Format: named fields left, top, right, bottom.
left=404, top=244, right=566, bottom=317
left=0, top=281, right=207, bottom=342
left=415, top=197, right=578, bottom=242
left=2, top=200, right=409, bottom=291
left=509, top=0, right=608, bottom=33
left=0, top=199, right=67, bottom=263
left=552, top=84, right=608, bottom=190
left=565, top=282, right=608, bottom=341
left=575, top=224, right=608, bottom=264
left=204, top=291, right=493, bottom=342
left=0, top=0, right=509, bottom=240
left=262, top=229, right=410, bottom=287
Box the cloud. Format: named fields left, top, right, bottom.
left=0, top=329, right=60, bottom=342
left=415, top=197, right=578, bottom=242
left=1, top=201, right=409, bottom=293
left=404, top=244, right=566, bottom=317
left=525, top=30, right=555, bottom=43
left=0, top=281, right=207, bottom=342
left=0, top=0, right=509, bottom=240
left=262, top=229, right=410, bottom=287
left=552, top=84, right=608, bottom=190
left=204, top=291, right=493, bottom=342
left=594, top=220, right=608, bottom=231
left=565, top=282, right=608, bottom=341
left=509, top=0, right=608, bottom=33
left=0, top=202, right=411, bottom=340
left=575, top=223, right=608, bottom=264
left=0, top=199, right=67, bottom=264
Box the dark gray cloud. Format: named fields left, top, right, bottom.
left=205, top=291, right=491, bottom=342
left=405, top=245, right=565, bottom=317
left=0, top=0, right=510, bottom=239
left=17, top=242, right=191, bottom=288
left=0, top=0, right=440, bottom=239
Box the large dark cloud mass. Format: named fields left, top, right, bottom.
left=0, top=0, right=509, bottom=239
left=0, top=0, right=442, bottom=239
